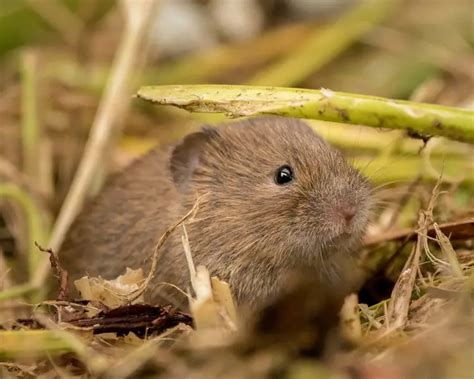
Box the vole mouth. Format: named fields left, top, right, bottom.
left=323, top=232, right=354, bottom=249
left=319, top=217, right=368, bottom=253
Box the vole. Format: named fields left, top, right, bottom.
left=60, top=116, right=372, bottom=311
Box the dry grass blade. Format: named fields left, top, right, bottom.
left=129, top=197, right=201, bottom=302
left=385, top=241, right=421, bottom=331
left=181, top=217, right=238, bottom=331
left=433, top=223, right=464, bottom=278
left=386, top=180, right=442, bottom=331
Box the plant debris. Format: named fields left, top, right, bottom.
left=65, top=303, right=192, bottom=337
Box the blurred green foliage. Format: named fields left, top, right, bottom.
left=0, top=0, right=114, bottom=55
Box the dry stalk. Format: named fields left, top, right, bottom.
left=433, top=223, right=464, bottom=278
left=386, top=180, right=442, bottom=331
left=180, top=205, right=238, bottom=330
left=129, top=198, right=201, bottom=302
left=182, top=224, right=197, bottom=289
left=33, top=0, right=159, bottom=290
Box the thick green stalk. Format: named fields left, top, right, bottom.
left=136, top=85, right=474, bottom=143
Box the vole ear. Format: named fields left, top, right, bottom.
left=170, top=126, right=219, bottom=192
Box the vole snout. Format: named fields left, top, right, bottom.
left=305, top=170, right=371, bottom=241
left=334, top=203, right=357, bottom=226
left=314, top=200, right=367, bottom=240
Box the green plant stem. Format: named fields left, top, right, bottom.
left=0, top=283, right=35, bottom=301
left=137, top=85, right=474, bottom=143
left=353, top=156, right=472, bottom=184
left=0, top=330, right=74, bottom=358
left=0, top=0, right=113, bottom=54
left=21, top=50, right=40, bottom=181
left=0, top=185, right=48, bottom=280
left=308, top=121, right=471, bottom=156
left=248, top=0, right=399, bottom=86
left=35, top=0, right=158, bottom=291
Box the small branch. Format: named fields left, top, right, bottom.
left=34, top=242, right=68, bottom=301
left=136, top=85, right=474, bottom=143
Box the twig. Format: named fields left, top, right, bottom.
left=34, top=242, right=68, bottom=301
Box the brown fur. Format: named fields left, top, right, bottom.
left=60, top=116, right=372, bottom=311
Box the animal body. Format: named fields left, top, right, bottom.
left=61, top=116, right=372, bottom=311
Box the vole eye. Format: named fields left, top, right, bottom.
left=275, top=165, right=293, bottom=185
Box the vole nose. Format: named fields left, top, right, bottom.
left=342, top=207, right=356, bottom=223
left=337, top=205, right=356, bottom=226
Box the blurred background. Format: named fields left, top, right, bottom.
left=0, top=0, right=473, bottom=301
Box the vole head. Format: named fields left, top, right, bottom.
left=169, top=116, right=372, bottom=293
